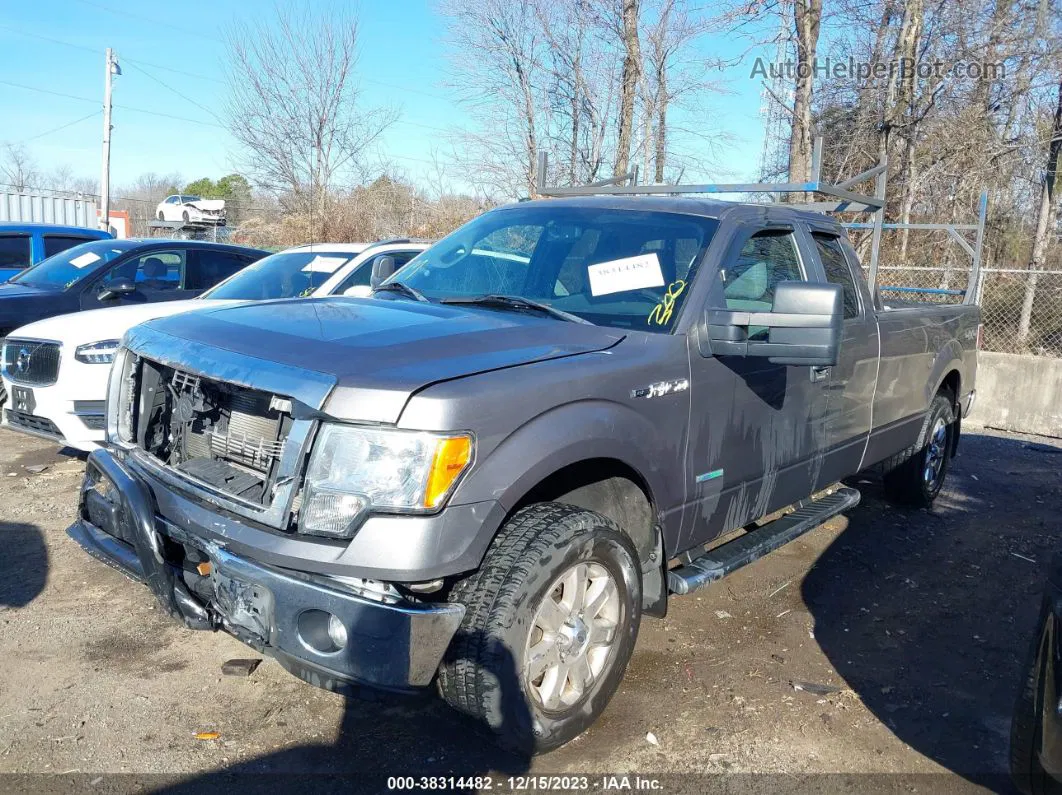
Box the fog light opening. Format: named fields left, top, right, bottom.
left=297, top=609, right=347, bottom=655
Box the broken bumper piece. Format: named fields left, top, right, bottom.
left=67, top=448, right=465, bottom=694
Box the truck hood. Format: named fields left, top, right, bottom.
left=8, top=298, right=245, bottom=347
left=131, top=296, right=625, bottom=423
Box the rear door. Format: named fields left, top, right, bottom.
left=800, top=224, right=879, bottom=486
left=685, top=223, right=831, bottom=546
left=80, top=248, right=192, bottom=309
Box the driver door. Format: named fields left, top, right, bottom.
left=80, top=249, right=190, bottom=309
left=683, top=224, right=832, bottom=546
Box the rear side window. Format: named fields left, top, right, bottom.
left=0, top=234, right=31, bottom=270
left=189, top=251, right=252, bottom=289
left=812, top=233, right=860, bottom=319
left=720, top=230, right=803, bottom=311
left=43, top=235, right=95, bottom=259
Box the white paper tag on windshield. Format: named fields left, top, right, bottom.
left=587, top=253, right=665, bottom=297
left=301, top=255, right=348, bottom=274
left=70, top=251, right=101, bottom=268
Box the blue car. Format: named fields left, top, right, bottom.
left=0, top=223, right=115, bottom=282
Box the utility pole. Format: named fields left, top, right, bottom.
left=99, top=48, right=120, bottom=231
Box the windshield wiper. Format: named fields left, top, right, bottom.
left=441, top=294, right=591, bottom=324
left=372, top=281, right=430, bottom=303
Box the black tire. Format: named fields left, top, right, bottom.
left=882, top=391, right=956, bottom=507
left=1010, top=603, right=1057, bottom=795
left=156, top=210, right=164, bottom=221
left=438, top=503, right=642, bottom=754
left=182, top=210, right=190, bottom=223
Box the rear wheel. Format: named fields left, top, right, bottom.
left=438, top=503, right=641, bottom=754
left=883, top=391, right=956, bottom=507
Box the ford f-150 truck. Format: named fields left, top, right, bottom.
left=68, top=196, right=979, bottom=753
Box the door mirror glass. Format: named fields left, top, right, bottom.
left=369, top=255, right=396, bottom=289
left=705, top=282, right=843, bottom=366
left=98, top=276, right=136, bottom=301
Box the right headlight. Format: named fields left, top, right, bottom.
left=298, top=424, right=473, bottom=538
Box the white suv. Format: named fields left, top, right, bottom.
left=0, top=240, right=428, bottom=451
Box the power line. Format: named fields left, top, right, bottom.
left=21, top=110, right=101, bottom=143
left=71, top=0, right=225, bottom=44
left=0, top=78, right=224, bottom=128
left=123, top=61, right=224, bottom=123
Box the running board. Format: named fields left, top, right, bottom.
left=667, top=486, right=861, bottom=595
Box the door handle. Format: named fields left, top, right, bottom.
left=811, top=366, right=831, bottom=382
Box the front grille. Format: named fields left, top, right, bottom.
left=5, top=409, right=63, bottom=439
left=3, top=339, right=60, bottom=385
left=81, top=415, right=106, bottom=431
left=130, top=358, right=292, bottom=506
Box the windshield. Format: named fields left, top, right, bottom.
left=392, top=205, right=719, bottom=332
left=9, top=239, right=135, bottom=290
left=202, top=249, right=362, bottom=300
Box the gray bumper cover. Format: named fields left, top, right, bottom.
left=68, top=448, right=465, bottom=693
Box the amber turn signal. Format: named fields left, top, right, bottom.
left=424, top=435, right=473, bottom=509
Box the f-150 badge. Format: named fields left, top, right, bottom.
left=631, top=378, right=690, bottom=399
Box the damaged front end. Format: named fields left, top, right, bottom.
left=69, top=448, right=465, bottom=694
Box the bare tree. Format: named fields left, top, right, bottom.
left=788, top=0, right=822, bottom=187
left=224, top=4, right=397, bottom=228
left=0, top=143, right=40, bottom=193
left=614, top=0, right=643, bottom=177
left=1018, top=77, right=1062, bottom=343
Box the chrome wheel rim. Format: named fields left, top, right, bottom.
left=923, top=417, right=948, bottom=490
left=524, top=561, right=621, bottom=712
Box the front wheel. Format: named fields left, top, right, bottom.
left=156, top=210, right=164, bottom=220
left=883, top=391, right=957, bottom=507
left=438, top=503, right=641, bottom=754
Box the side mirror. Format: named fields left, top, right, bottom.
left=704, top=281, right=843, bottom=366
left=369, top=256, right=396, bottom=289
left=98, top=276, right=136, bottom=301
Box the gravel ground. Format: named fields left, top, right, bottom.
left=0, top=425, right=1059, bottom=794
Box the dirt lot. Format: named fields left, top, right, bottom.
left=0, top=426, right=1059, bottom=793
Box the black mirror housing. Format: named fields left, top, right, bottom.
left=369, top=256, right=397, bottom=289
left=704, top=281, right=843, bottom=366
left=98, top=276, right=137, bottom=301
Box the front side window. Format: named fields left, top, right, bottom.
left=718, top=230, right=804, bottom=311
left=0, top=234, right=31, bottom=270
left=392, top=206, right=719, bottom=332
left=104, top=250, right=185, bottom=290
left=812, top=233, right=861, bottom=319
left=335, top=250, right=420, bottom=293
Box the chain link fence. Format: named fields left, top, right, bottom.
left=870, top=265, right=1062, bottom=357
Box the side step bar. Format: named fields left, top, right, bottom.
left=667, top=486, right=861, bottom=595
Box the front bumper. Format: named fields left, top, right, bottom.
left=68, top=448, right=465, bottom=693
left=1, top=369, right=107, bottom=451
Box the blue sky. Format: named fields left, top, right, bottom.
left=0, top=0, right=770, bottom=196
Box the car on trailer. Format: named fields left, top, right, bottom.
left=67, top=186, right=980, bottom=753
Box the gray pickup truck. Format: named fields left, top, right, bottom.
left=69, top=196, right=979, bottom=752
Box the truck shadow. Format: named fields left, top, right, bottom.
left=0, top=521, right=48, bottom=609
left=803, top=431, right=1061, bottom=786
left=154, top=629, right=533, bottom=792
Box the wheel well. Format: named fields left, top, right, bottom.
left=939, top=370, right=960, bottom=402
left=512, top=458, right=656, bottom=565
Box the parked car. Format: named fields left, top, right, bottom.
left=67, top=196, right=979, bottom=753
left=1011, top=551, right=1062, bottom=794
left=155, top=194, right=226, bottom=225
left=0, top=223, right=113, bottom=282
left=0, top=239, right=268, bottom=341
left=0, top=240, right=428, bottom=449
